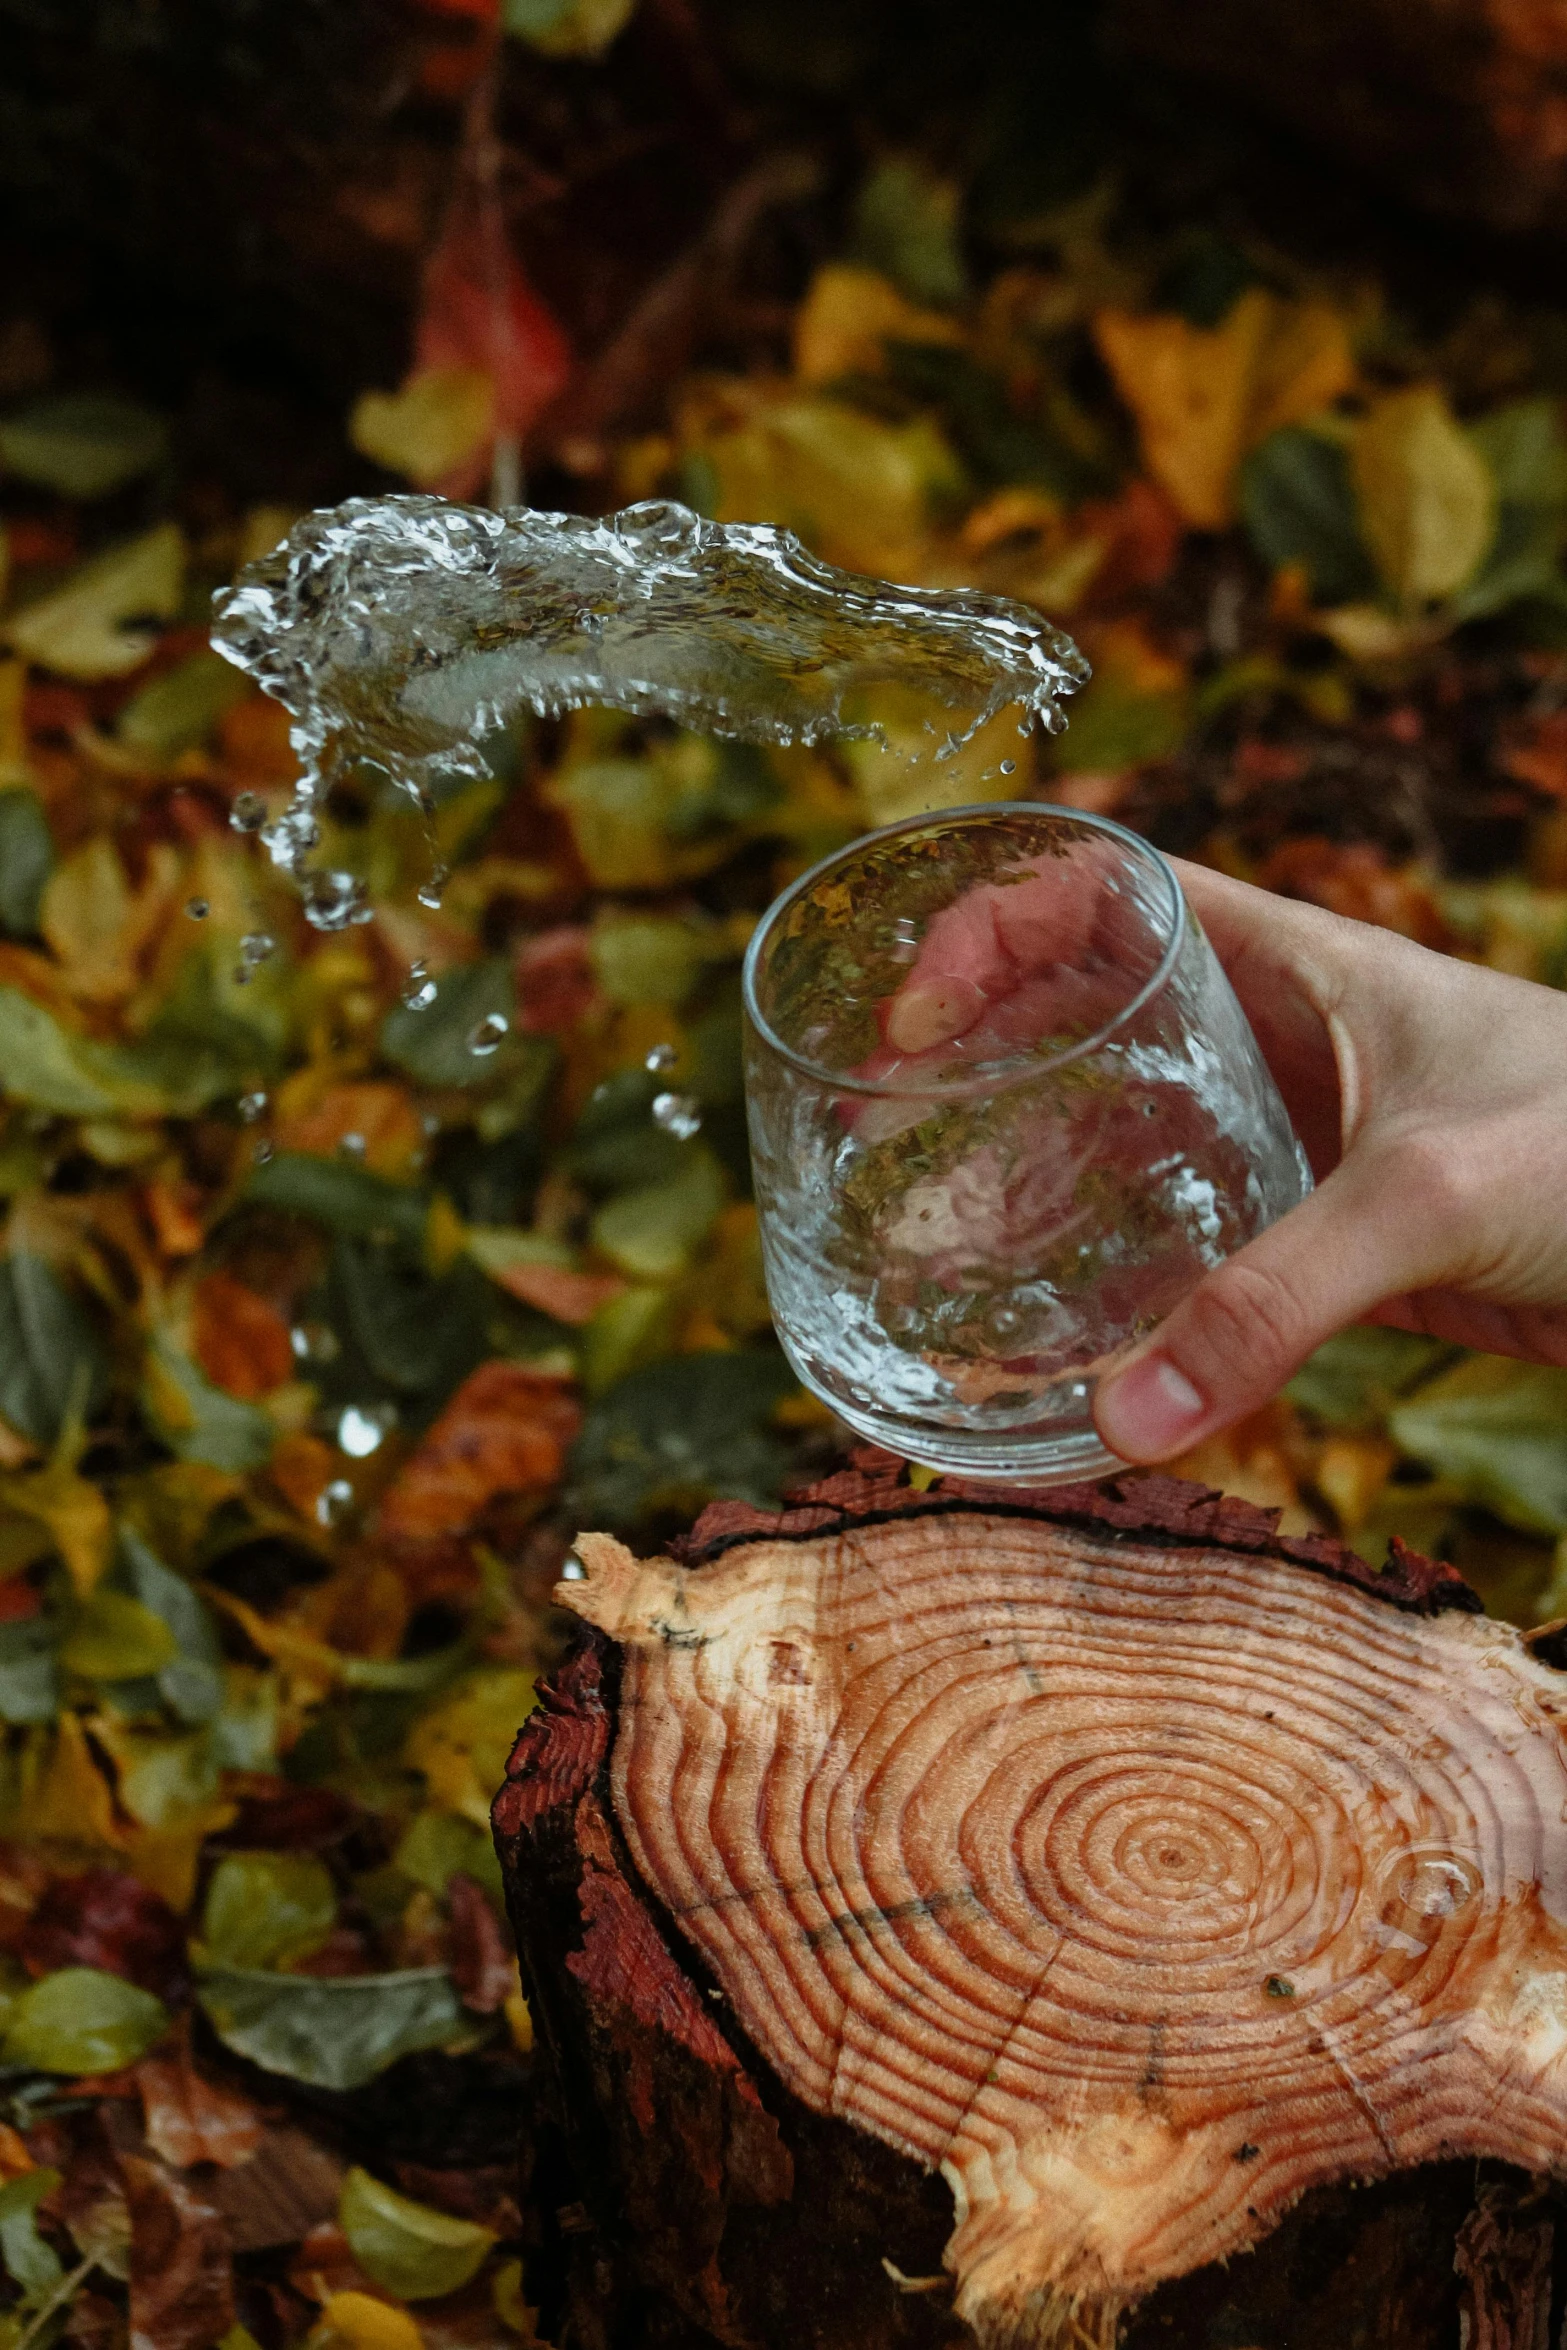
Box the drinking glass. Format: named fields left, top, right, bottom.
left=741, top=803, right=1311, bottom=1483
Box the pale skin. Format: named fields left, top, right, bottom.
left=1092, top=861, right=1567, bottom=1465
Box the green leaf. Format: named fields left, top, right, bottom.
left=569, top=1347, right=798, bottom=1528
left=0, top=988, right=122, bottom=1118
left=394, top=1808, right=504, bottom=1905
left=381, top=959, right=516, bottom=1090
left=143, top=1332, right=276, bottom=1472
left=502, top=0, right=634, bottom=57
left=0, top=792, right=54, bottom=938
left=0, top=393, right=167, bottom=499
left=1352, top=387, right=1496, bottom=609
left=0, top=1620, right=59, bottom=1725
left=590, top=1149, right=726, bottom=1280
left=591, top=918, right=719, bottom=1010
left=578, top=1283, right=678, bottom=1396
left=200, top=1851, right=337, bottom=1971
left=4, top=1968, right=169, bottom=2074
left=339, top=2166, right=496, bottom=2301
left=119, top=1525, right=224, bottom=1723
left=244, top=1154, right=429, bottom=1249
left=1453, top=400, right=1567, bottom=621
left=0, top=1252, right=109, bottom=1447
left=118, top=650, right=252, bottom=762
left=3, top=524, right=184, bottom=681
left=564, top=1069, right=691, bottom=1194
left=1241, top=428, right=1378, bottom=607
left=1287, top=1328, right=1452, bottom=1430
left=195, top=1964, right=465, bottom=2090
left=1390, top=1357, right=1567, bottom=1536
left=60, top=1588, right=179, bottom=1680
left=325, top=1241, right=489, bottom=1407
left=853, top=156, right=966, bottom=306
left=0, top=2169, right=63, bottom=2304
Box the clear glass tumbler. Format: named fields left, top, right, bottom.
left=742, top=803, right=1311, bottom=1483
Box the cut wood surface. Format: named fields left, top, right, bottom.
left=540, top=1459, right=1567, bottom=2348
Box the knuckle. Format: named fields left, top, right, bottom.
left=1180, top=1259, right=1307, bottom=1386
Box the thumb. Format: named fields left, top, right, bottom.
left=1092, top=1165, right=1421, bottom=1464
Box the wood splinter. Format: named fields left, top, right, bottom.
left=500, top=1462, right=1567, bottom=2348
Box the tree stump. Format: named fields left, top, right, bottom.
left=494, top=1457, right=1567, bottom=2349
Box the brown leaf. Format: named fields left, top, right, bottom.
left=65, top=2289, right=129, bottom=2350
left=190, top=1273, right=294, bottom=1400
left=376, top=1363, right=579, bottom=1540
left=122, top=2155, right=234, bottom=2350
left=135, top=2032, right=265, bottom=2171
left=202, top=2127, right=345, bottom=2257
left=447, top=1875, right=515, bottom=2014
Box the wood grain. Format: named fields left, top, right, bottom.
left=559, top=1469, right=1567, bottom=2348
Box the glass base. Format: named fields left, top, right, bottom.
left=783, top=1347, right=1125, bottom=1488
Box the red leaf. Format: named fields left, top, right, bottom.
left=191, top=1272, right=294, bottom=1400
left=20, top=1871, right=189, bottom=2003
left=515, top=926, right=599, bottom=1035
left=135, top=2032, right=265, bottom=2171
left=414, top=176, right=571, bottom=493
left=447, top=1874, right=515, bottom=2014
left=122, top=2156, right=234, bottom=2350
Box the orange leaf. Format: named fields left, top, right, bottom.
left=376, top=1362, right=579, bottom=1540
left=269, top=1432, right=339, bottom=1523
left=273, top=1080, right=425, bottom=1181
left=191, top=1273, right=294, bottom=1400
left=487, top=1260, right=626, bottom=1326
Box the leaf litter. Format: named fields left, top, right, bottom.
left=4, top=14, right=1567, bottom=2347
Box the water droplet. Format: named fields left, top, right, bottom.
left=991, top=1307, right=1020, bottom=1336
left=237, top=1089, right=268, bottom=1123
left=290, top=1321, right=340, bottom=1366
left=301, top=870, right=370, bottom=932
left=417, top=865, right=450, bottom=911
left=231, top=965, right=253, bottom=986
left=613, top=500, right=704, bottom=553
left=315, top=1478, right=355, bottom=1528
left=337, top=1402, right=395, bottom=1458
left=402, top=962, right=437, bottom=1011
left=230, top=791, right=267, bottom=834
left=421, top=1112, right=442, bottom=1137
left=468, top=1012, right=509, bottom=1056
left=338, top=1132, right=367, bottom=1160
left=644, top=1042, right=678, bottom=1073
left=253, top=1138, right=275, bottom=1165
left=999, top=759, right=1016, bottom=776
left=240, top=931, right=275, bottom=966
left=261, top=808, right=319, bottom=869
left=186, top=896, right=210, bottom=921
left=561, top=1554, right=587, bottom=1582
left=652, top=1090, right=702, bottom=1139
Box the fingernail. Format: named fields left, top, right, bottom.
left=1096, top=1353, right=1207, bottom=1462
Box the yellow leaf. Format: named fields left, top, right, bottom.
left=793, top=263, right=964, bottom=386
left=1351, top=385, right=1496, bottom=609
left=60, top=1590, right=178, bottom=1680
left=308, top=2296, right=424, bottom=2350
left=513, top=0, right=636, bottom=56
left=1094, top=290, right=1355, bottom=529
left=349, top=370, right=494, bottom=490
left=0, top=1457, right=113, bottom=1595
left=24, top=1714, right=120, bottom=1849
left=405, top=1670, right=537, bottom=1827
left=4, top=525, right=185, bottom=680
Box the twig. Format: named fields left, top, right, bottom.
left=14, top=2255, right=95, bottom=2350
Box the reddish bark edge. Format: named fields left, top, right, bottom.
left=671, top=1452, right=1482, bottom=1620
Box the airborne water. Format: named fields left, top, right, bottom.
left=208, top=493, right=1091, bottom=927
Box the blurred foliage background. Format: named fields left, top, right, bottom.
left=3, top=3, right=1567, bottom=2348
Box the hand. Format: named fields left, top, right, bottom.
left=1092, top=859, right=1567, bottom=1464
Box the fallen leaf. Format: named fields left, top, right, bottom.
left=122, top=2155, right=234, bottom=2350
left=350, top=370, right=495, bottom=492
left=308, top=2294, right=424, bottom=2350
left=376, top=1363, right=579, bottom=1539
left=190, top=1275, right=294, bottom=1401
left=5, top=1968, right=170, bottom=2074
left=792, top=262, right=963, bottom=386
left=1390, top=1356, right=1567, bottom=1535
left=19, top=1868, right=188, bottom=2000
left=1094, top=289, right=1355, bottom=528
left=404, top=1670, right=537, bottom=1827
left=446, top=1876, right=515, bottom=2014
left=135, top=2031, right=265, bottom=2170
left=0, top=394, right=167, bottom=501
left=513, top=927, right=598, bottom=1034
left=199, top=1852, right=337, bottom=1974
left=202, top=2126, right=345, bottom=2254
left=272, top=1081, right=425, bottom=1182
left=4, top=526, right=185, bottom=681
left=195, top=1966, right=465, bottom=2092
left=1352, top=385, right=1496, bottom=608
left=504, top=0, right=634, bottom=59
left=465, top=1231, right=625, bottom=1325
left=338, top=2168, right=495, bottom=2302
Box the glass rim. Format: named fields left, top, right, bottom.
left=740, top=799, right=1188, bottom=1099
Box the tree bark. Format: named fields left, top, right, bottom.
left=495, top=1459, right=1567, bottom=2349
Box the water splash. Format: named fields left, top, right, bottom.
left=652, top=1090, right=703, bottom=1139
left=210, top=494, right=1089, bottom=908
